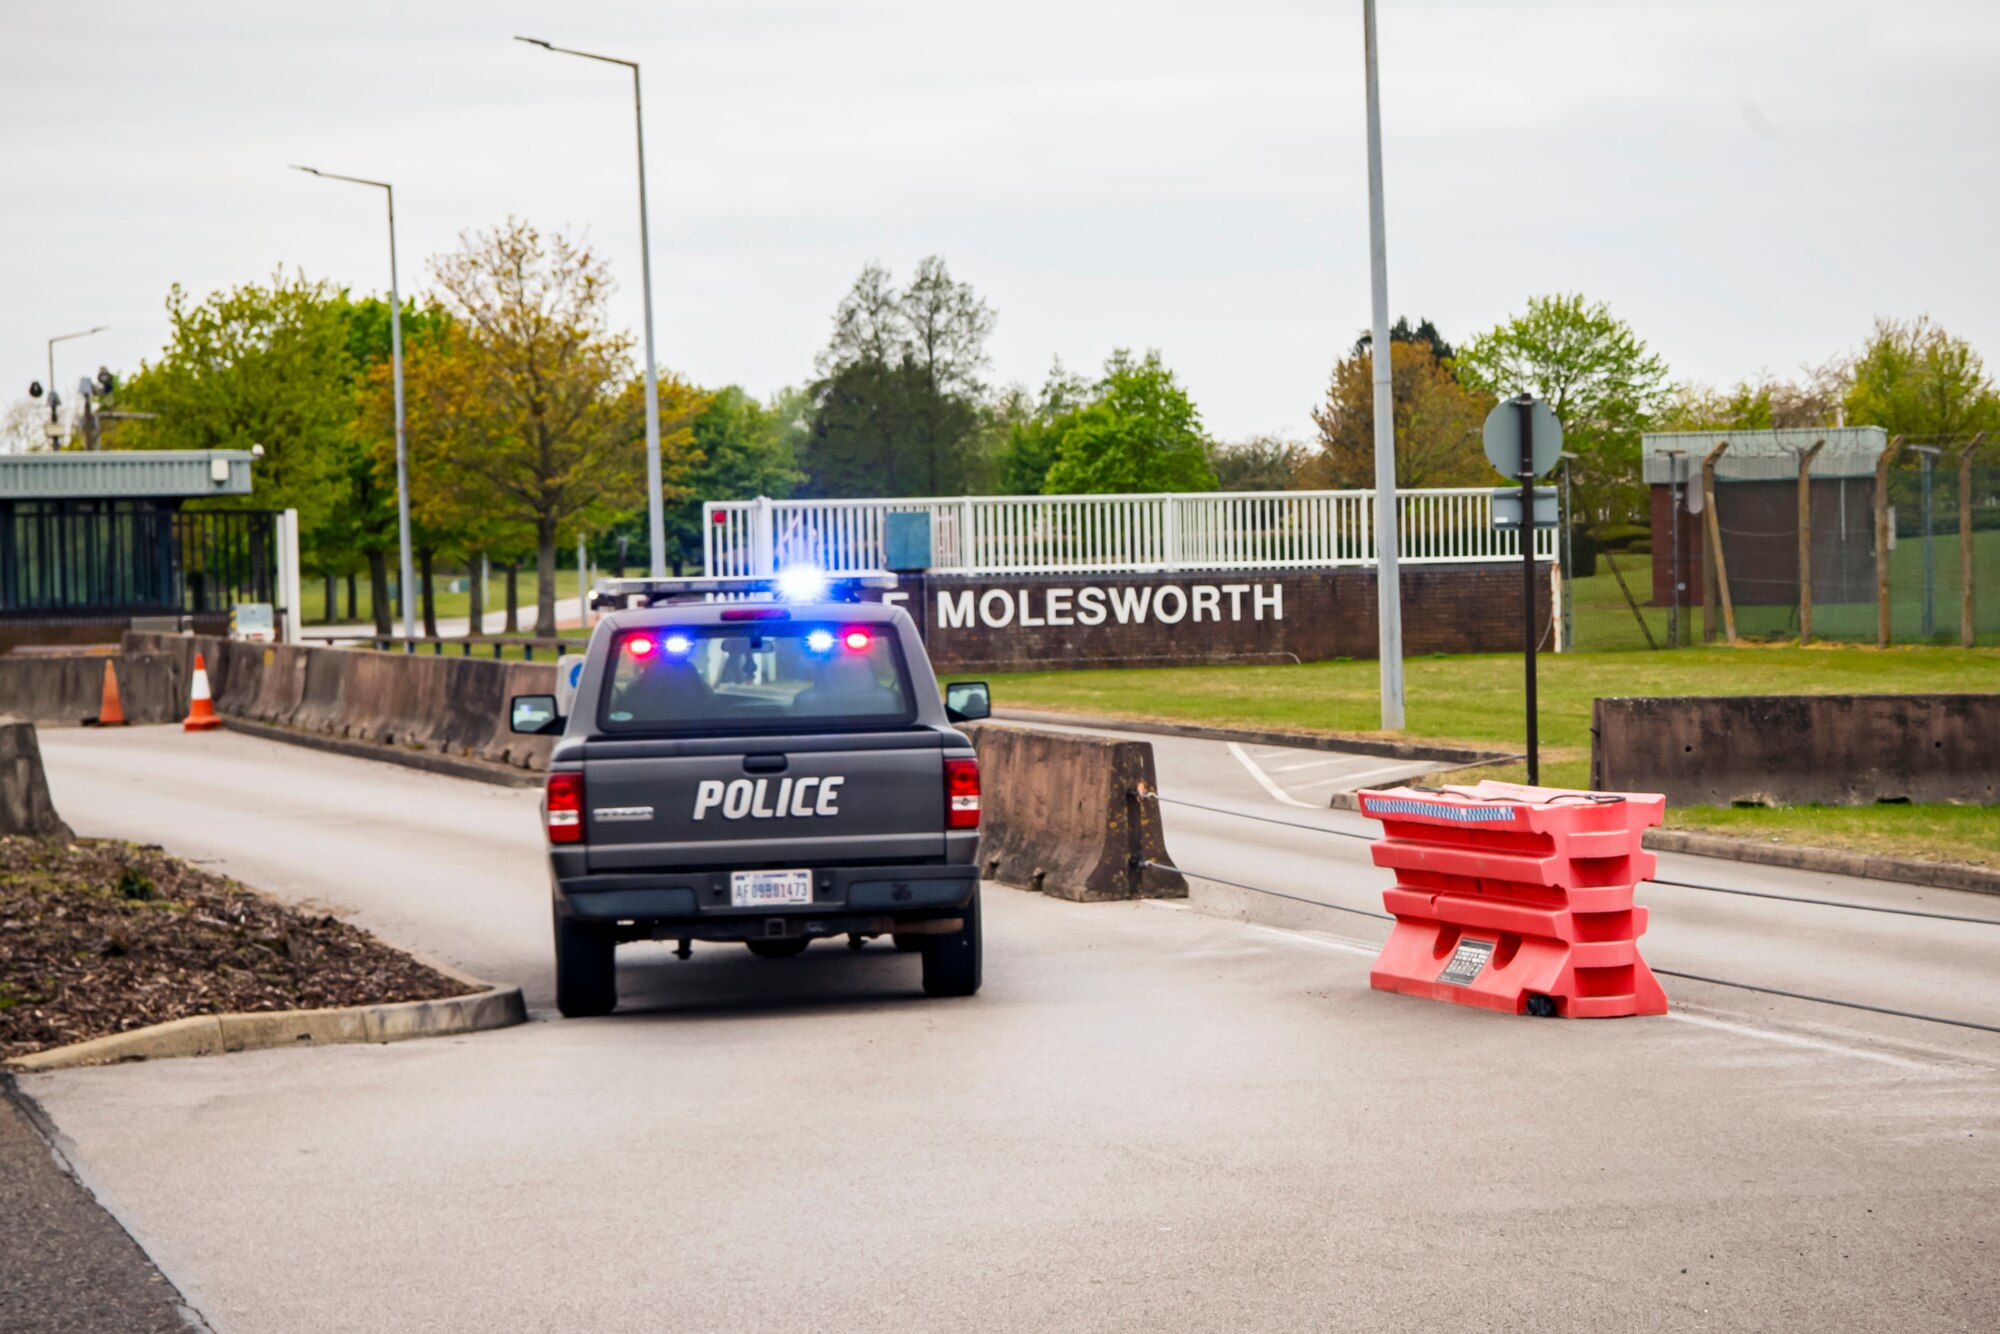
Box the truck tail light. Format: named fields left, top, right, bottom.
left=547, top=771, right=584, bottom=844
left=944, top=758, right=980, bottom=830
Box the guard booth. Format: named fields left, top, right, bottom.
left=0, top=450, right=298, bottom=654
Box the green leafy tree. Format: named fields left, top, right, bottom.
left=1208, top=435, right=1307, bottom=491
left=1042, top=350, right=1217, bottom=494
left=325, top=297, right=454, bottom=632
left=1353, top=315, right=1455, bottom=368
left=996, top=359, right=1091, bottom=495
left=413, top=219, right=704, bottom=635
left=801, top=258, right=996, bottom=496
left=116, top=273, right=357, bottom=550
left=1844, top=317, right=2000, bottom=440
left=1304, top=338, right=1493, bottom=489
left=1659, top=361, right=1847, bottom=434
left=1456, top=294, right=1669, bottom=526
left=669, top=385, right=804, bottom=570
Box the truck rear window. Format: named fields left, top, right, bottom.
left=600, top=624, right=918, bottom=732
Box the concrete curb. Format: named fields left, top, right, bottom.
left=1330, top=789, right=1999, bottom=897
left=220, top=718, right=542, bottom=789
left=4, top=979, right=528, bottom=1073
left=991, top=708, right=1514, bottom=767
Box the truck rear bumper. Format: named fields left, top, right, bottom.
left=554, top=863, right=977, bottom=926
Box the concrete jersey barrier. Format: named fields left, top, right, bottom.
left=0, top=653, right=183, bottom=726
left=122, top=632, right=560, bottom=771
left=970, top=724, right=1187, bottom=901
left=1591, top=693, right=2000, bottom=807
left=0, top=719, right=72, bottom=838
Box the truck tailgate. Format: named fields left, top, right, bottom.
left=580, top=735, right=946, bottom=871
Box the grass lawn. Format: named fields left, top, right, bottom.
left=1569, top=528, right=2000, bottom=652
left=365, top=626, right=591, bottom=661
left=303, top=569, right=589, bottom=626
left=986, top=642, right=2000, bottom=868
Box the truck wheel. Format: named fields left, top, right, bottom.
left=747, top=937, right=809, bottom=959
left=920, top=889, right=982, bottom=997
left=890, top=933, right=924, bottom=953
left=553, top=909, right=617, bottom=1018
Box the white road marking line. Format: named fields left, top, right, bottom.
left=1226, top=741, right=1319, bottom=809
left=1244, top=924, right=1379, bottom=958
left=1271, top=758, right=1344, bottom=772
left=1662, top=1011, right=1935, bottom=1071
left=1336, top=762, right=1436, bottom=788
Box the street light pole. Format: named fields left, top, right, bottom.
left=1362, top=0, right=1404, bottom=729
left=46, top=326, right=109, bottom=440
left=291, top=165, right=415, bottom=640
left=516, top=36, right=666, bottom=579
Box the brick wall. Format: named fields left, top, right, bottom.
left=887, top=563, right=1552, bottom=673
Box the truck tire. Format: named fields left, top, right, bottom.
left=890, top=933, right=924, bottom=953
left=746, top=937, right=809, bottom=959
left=553, top=908, right=617, bottom=1018
left=920, top=889, right=982, bottom=997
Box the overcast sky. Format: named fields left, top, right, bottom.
left=6, top=0, right=1998, bottom=444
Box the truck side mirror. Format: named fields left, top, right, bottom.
left=944, top=681, right=990, bottom=723
left=510, top=694, right=563, bottom=735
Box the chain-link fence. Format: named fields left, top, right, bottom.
left=1568, top=432, right=1998, bottom=651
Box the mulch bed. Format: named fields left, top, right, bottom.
left=0, top=836, right=472, bottom=1061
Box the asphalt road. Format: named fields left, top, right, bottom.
left=22, top=726, right=2000, bottom=1332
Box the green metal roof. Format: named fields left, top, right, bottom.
left=0, top=450, right=255, bottom=500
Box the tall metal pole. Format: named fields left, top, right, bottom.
left=516, top=37, right=665, bottom=578
left=1362, top=0, right=1404, bottom=730
left=630, top=64, right=665, bottom=579
left=385, top=185, right=415, bottom=640
left=291, top=166, right=415, bottom=639
left=1516, top=395, right=1538, bottom=784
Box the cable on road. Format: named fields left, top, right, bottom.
left=1148, top=793, right=2000, bottom=926
left=1648, top=878, right=2000, bottom=926
left=1150, top=792, right=1376, bottom=841
left=1157, top=858, right=2000, bottom=1036
left=1652, top=970, right=2000, bottom=1036
left=1140, top=860, right=1391, bottom=922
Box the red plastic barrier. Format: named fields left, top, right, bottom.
left=1355, top=780, right=1668, bottom=1019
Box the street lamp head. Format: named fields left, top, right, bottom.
left=514, top=35, right=554, bottom=48
left=290, top=164, right=323, bottom=176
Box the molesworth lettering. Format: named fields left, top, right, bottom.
left=692, top=776, right=845, bottom=820
left=935, top=582, right=1283, bottom=630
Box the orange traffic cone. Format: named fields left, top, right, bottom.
left=90, top=659, right=128, bottom=726
left=183, top=652, right=222, bottom=732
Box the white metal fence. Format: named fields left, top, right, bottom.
left=702, top=490, right=1558, bottom=578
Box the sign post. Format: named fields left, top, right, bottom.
left=1482, top=395, right=1562, bottom=784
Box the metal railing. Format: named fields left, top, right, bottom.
left=701, top=490, right=1558, bottom=577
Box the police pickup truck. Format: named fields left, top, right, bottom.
left=509, top=573, right=991, bottom=1017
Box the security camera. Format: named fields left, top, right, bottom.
left=28, top=380, right=42, bottom=398
left=250, top=443, right=266, bottom=459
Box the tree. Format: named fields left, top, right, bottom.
left=1659, top=358, right=1849, bottom=434
left=327, top=296, right=454, bottom=632
left=1042, top=350, right=1217, bottom=494
left=418, top=220, right=703, bottom=636
left=996, top=359, right=1091, bottom=496
left=1208, top=435, right=1307, bottom=491
left=1353, top=315, right=1455, bottom=367
left=116, top=273, right=358, bottom=549
left=1303, top=339, right=1493, bottom=489
left=800, top=258, right=996, bottom=497
left=1844, top=316, right=2000, bottom=441
left=669, top=386, right=804, bottom=571
left=1456, top=294, right=1669, bottom=526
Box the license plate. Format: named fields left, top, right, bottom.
left=730, top=869, right=813, bottom=907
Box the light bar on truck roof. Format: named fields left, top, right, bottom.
left=589, top=570, right=899, bottom=611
